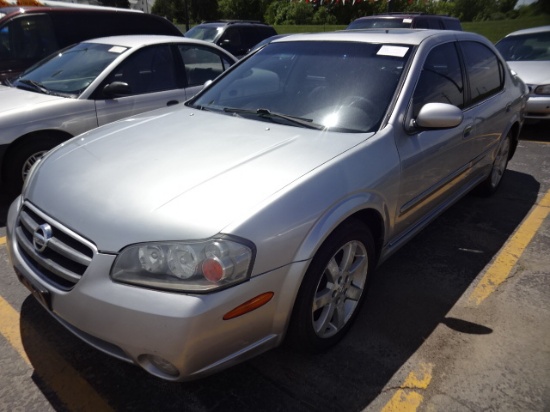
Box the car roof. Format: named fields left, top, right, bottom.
left=503, top=25, right=550, bottom=37
left=0, top=5, right=143, bottom=15
left=83, top=34, right=221, bottom=49
left=268, top=29, right=474, bottom=47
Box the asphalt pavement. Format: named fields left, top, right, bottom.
left=0, top=122, right=549, bottom=411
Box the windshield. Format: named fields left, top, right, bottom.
left=190, top=40, right=411, bottom=133
left=496, top=31, right=550, bottom=61
left=15, top=42, right=128, bottom=97
left=185, top=25, right=223, bottom=42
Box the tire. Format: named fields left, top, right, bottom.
left=286, top=219, right=376, bottom=352
left=3, top=135, right=64, bottom=195
left=475, top=131, right=512, bottom=197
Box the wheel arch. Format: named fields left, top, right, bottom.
left=294, top=194, right=388, bottom=269
left=1, top=129, right=73, bottom=190
left=507, top=120, right=521, bottom=160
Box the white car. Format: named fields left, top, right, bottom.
left=0, top=35, right=237, bottom=194
left=496, top=25, right=550, bottom=121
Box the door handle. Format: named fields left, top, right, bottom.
left=167, top=100, right=179, bottom=106
left=463, top=125, right=473, bottom=138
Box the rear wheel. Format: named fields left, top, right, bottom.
left=475, top=131, right=512, bottom=197
left=286, top=219, right=375, bottom=352
left=3, top=135, right=64, bottom=195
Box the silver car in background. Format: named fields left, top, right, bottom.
left=495, top=25, right=550, bottom=121
left=7, top=30, right=526, bottom=381
left=0, top=35, right=237, bottom=194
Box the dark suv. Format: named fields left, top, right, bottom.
left=347, top=13, right=462, bottom=31
left=0, top=6, right=183, bottom=81
left=185, top=21, right=277, bottom=58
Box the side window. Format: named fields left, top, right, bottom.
left=1, top=14, right=59, bottom=62
left=460, top=41, right=504, bottom=105
left=106, top=45, right=178, bottom=95
left=412, top=42, right=464, bottom=117
left=219, top=27, right=242, bottom=55
left=178, top=45, right=233, bottom=86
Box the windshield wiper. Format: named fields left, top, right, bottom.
left=223, top=107, right=325, bottom=130
left=18, top=79, right=51, bottom=95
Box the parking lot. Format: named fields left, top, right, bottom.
left=0, top=122, right=549, bottom=411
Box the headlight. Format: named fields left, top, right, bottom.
left=533, top=84, right=550, bottom=95
left=111, top=236, right=255, bottom=293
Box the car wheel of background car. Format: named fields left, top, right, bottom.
left=3, top=134, right=66, bottom=195
left=475, top=131, right=512, bottom=197
left=286, top=219, right=375, bottom=352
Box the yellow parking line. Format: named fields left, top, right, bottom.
left=469, top=190, right=550, bottom=306
left=0, top=236, right=6, bottom=246
left=381, top=362, right=433, bottom=412
left=0, top=295, right=30, bottom=364
left=0, top=296, right=114, bottom=411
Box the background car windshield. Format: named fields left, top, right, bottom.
left=185, top=25, right=222, bottom=42
left=17, top=42, right=128, bottom=96
left=347, top=18, right=411, bottom=29
left=192, top=41, right=411, bottom=133
left=496, top=32, right=550, bottom=61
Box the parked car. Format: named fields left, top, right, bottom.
left=0, top=34, right=237, bottom=194
left=495, top=25, right=550, bottom=122
left=185, top=20, right=277, bottom=58
left=0, top=5, right=184, bottom=81
left=347, top=13, right=462, bottom=30
left=7, top=29, right=526, bottom=382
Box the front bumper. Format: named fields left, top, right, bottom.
left=525, top=95, right=550, bottom=120
left=6, top=197, right=306, bottom=381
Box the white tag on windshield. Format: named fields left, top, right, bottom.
left=377, top=45, right=409, bottom=58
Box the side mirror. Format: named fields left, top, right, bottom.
left=414, top=102, right=463, bottom=129
left=103, top=81, right=132, bottom=98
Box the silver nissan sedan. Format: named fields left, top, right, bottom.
left=6, top=29, right=527, bottom=381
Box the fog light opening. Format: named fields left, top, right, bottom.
left=138, top=354, right=180, bottom=379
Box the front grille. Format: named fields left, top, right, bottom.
left=15, top=202, right=96, bottom=290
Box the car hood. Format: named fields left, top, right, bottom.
left=0, top=85, right=62, bottom=115
left=507, top=61, right=550, bottom=86
left=26, top=106, right=368, bottom=252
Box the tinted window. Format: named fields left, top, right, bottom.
left=17, top=42, right=124, bottom=96
left=178, top=45, right=233, bottom=86
left=412, top=42, right=464, bottom=116
left=106, top=45, right=179, bottom=95
left=347, top=18, right=411, bottom=29
left=192, top=41, right=411, bottom=133
left=0, top=14, right=59, bottom=69
left=460, top=41, right=504, bottom=105
left=495, top=31, right=550, bottom=61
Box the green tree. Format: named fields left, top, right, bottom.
left=218, top=0, right=271, bottom=20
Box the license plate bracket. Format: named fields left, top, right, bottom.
left=15, top=269, right=52, bottom=311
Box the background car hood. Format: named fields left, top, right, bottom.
left=26, top=107, right=367, bottom=252
left=507, top=61, right=550, bottom=85
left=0, top=85, right=62, bottom=115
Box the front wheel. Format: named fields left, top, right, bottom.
left=286, top=219, right=375, bottom=352
left=3, top=135, right=64, bottom=195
